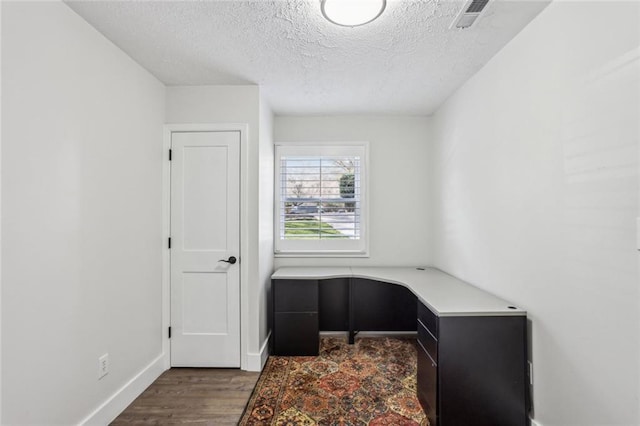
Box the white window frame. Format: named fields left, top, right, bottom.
left=274, top=141, right=369, bottom=257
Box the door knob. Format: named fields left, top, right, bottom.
left=218, top=256, right=237, bottom=265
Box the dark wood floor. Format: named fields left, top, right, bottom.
left=111, top=368, right=260, bottom=425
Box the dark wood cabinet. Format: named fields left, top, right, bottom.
left=416, top=300, right=529, bottom=426
left=272, top=277, right=417, bottom=354
left=272, top=280, right=319, bottom=356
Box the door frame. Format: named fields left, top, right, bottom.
left=162, top=123, right=249, bottom=370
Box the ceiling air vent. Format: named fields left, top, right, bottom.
left=452, top=0, right=489, bottom=29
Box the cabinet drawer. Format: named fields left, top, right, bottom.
left=418, top=300, right=438, bottom=337
left=274, top=312, right=319, bottom=356
left=417, top=341, right=438, bottom=426
left=274, top=280, right=318, bottom=312
left=418, top=318, right=438, bottom=363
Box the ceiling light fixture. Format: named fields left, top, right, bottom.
left=321, top=0, right=387, bottom=27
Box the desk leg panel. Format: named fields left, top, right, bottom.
left=319, top=278, right=350, bottom=331
left=352, top=278, right=417, bottom=332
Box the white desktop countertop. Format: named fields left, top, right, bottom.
left=270, top=266, right=353, bottom=280
left=271, top=266, right=526, bottom=317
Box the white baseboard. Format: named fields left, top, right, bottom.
left=246, top=331, right=271, bottom=372
left=530, top=418, right=543, bottom=426
left=80, top=353, right=166, bottom=425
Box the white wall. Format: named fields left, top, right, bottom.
left=430, top=2, right=639, bottom=425
left=2, top=2, right=165, bottom=424
left=165, top=85, right=270, bottom=366
left=274, top=116, right=431, bottom=268
left=0, top=3, right=4, bottom=423
left=258, top=99, right=274, bottom=358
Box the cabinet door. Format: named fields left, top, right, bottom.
left=438, top=316, right=528, bottom=426
left=274, top=312, right=319, bottom=356
left=417, top=341, right=438, bottom=425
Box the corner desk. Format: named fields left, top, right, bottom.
left=271, top=266, right=530, bottom=426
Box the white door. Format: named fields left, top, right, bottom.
left=170, top=130, right=240, bottom=367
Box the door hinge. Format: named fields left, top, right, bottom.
left=168, top=326, right=172, bottom=339
left=169, top=149, right=172, bottom=161
left=168, top=237, right=171, bottom=249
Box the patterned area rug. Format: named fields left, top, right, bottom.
left=239, top=336, right=428, bottom=425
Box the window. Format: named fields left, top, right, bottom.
left=274, top=142, right=368, bottom=256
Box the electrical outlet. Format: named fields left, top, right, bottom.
left=98, top=353, right=109, bottom=379
left=528, top=361, right=533, bottom=385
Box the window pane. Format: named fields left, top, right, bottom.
left=280, top=156, right=360, bottom=240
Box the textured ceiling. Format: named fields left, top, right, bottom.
left=66, top=0, right=550, bottom=115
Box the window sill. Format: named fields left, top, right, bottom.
left=274, top=251, right=369, bottom=258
